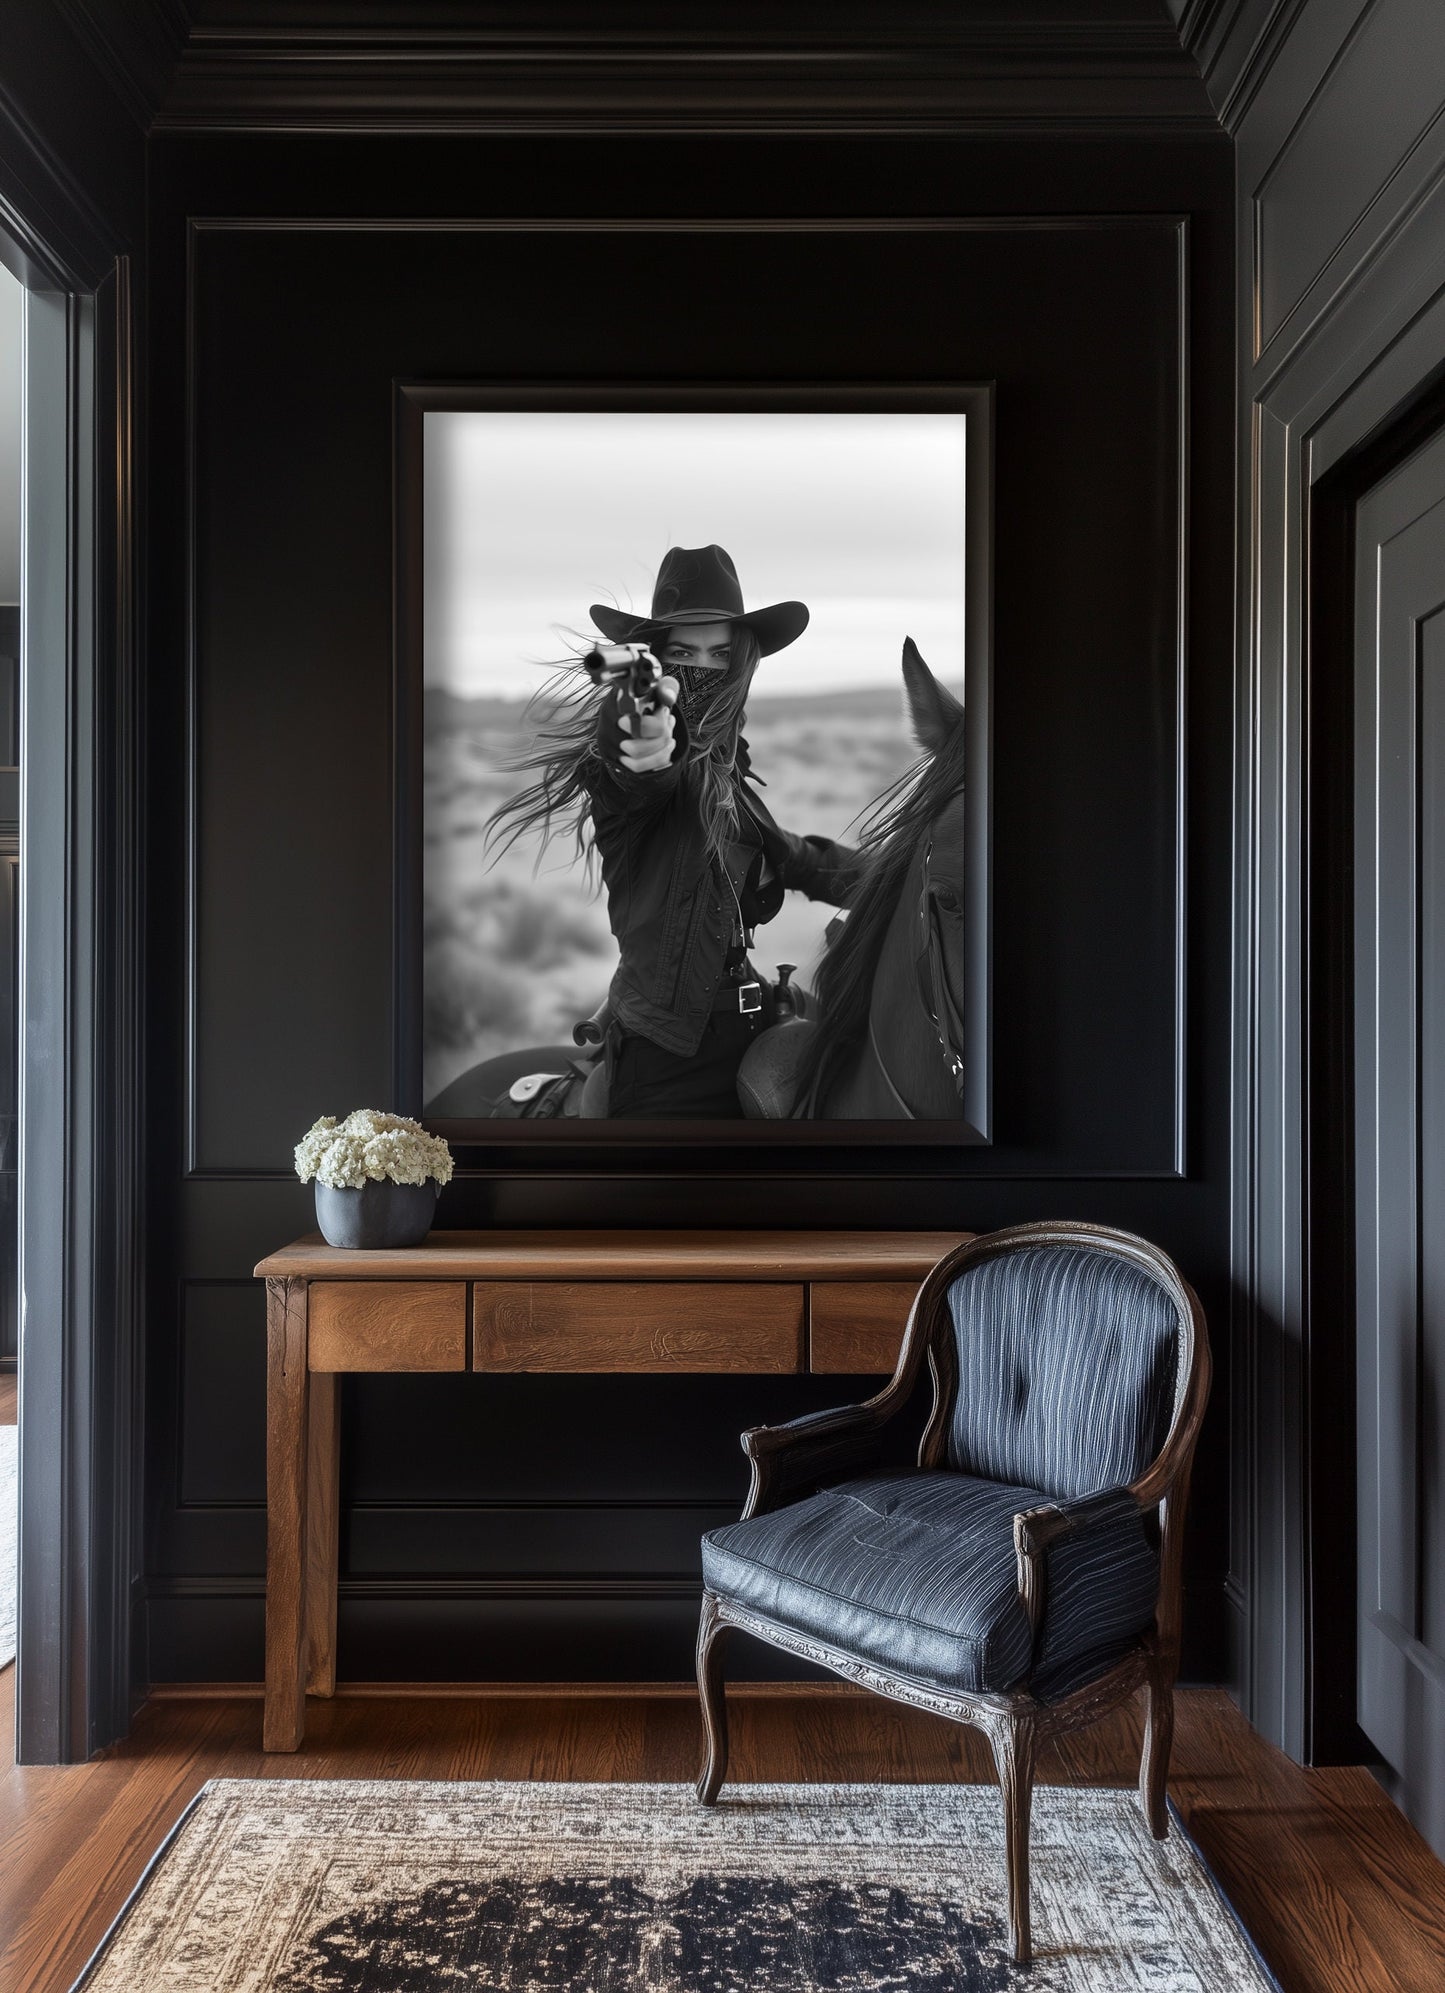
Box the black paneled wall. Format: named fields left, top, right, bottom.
left=143, top=133, right=1234, bottom=1683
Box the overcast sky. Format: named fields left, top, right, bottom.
left=424, top=410, right=966, bottom=699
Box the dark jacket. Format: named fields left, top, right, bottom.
left=584, top=702, right=861, bottom=1057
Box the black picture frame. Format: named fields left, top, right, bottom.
left=394, top=378, right=994, bottom=1153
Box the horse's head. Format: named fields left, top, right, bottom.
left=790, top=638, right=970, bottom=1118
left=900, top=635, right=967, bottom=948
left=902, top=633, right=964, bottom=755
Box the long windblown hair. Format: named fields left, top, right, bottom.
left=484, top=623, right=764, bottom=873
left=792, top=718, right=968, bottom=1113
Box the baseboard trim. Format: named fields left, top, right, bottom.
left=146, top=1679, right=874, bottom=1700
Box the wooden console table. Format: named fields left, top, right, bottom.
left=253, top=1228, right=970, bottom=1750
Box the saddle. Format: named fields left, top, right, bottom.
left=736, top=1017, right=815, bottom=1118
left=493, top=1061, right=604, bottom=1119
left=487, top=997, right=613, bottom=1119
left=490, top=974, right=812, bottom=1120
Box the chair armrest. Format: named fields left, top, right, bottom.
left=1012, top=1487, right=1145, bottom=1637
left=739, top=1399, right=901, bottom=1519
left=735, top=1241, right=967, bottom=1520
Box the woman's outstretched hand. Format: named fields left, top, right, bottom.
left=616, top=676, right=680, bottom=773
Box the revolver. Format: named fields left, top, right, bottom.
left=582, top=642, right=677, bottom=726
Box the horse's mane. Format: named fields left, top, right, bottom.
left=793, top=718, right=967, bottom=1114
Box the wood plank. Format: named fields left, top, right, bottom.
left=307, top=1280, right=466, bottom=1371
left=473, top=1282, right=804, bottom=1372
left=5, top=1685, right=1445, bottom=1993
left=262, top=1277, right=309, bottom=1753
left=255, top=1229, right=972, bottom=1282
left=304, top=1372, right=339, bottom=1697
left=810, top=1280, right=918, bottom=1372
left=0, top=1372, right=15, bottom=1423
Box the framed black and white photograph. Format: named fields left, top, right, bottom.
left=395, top=384, right=992, bottom=1142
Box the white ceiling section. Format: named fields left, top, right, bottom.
left=0, top=261, right=18, bottom=606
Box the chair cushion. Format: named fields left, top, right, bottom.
left=702, top=1470, right=1159, bottom=1700
left=946, top=1245, right=1180, bottom=1499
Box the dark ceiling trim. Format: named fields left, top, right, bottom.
left=1173, top=0, right=1303, bottom=132
left=1172, top=0, right=1234, bottom=50
left=48, top=2, right=1222, bottom=136
left=51, top=0, right=190, bottom=131
left=147, top=70, right=1219, bottom=137
left=0, top=74, right=124, bottom=286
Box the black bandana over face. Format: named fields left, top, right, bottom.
left=675, top=662, right=727, bottom=730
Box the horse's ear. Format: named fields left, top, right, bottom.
left=901, top=637, right=964, bottom=754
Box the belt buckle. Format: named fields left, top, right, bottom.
left=737, top=981, right=763, bottom=1015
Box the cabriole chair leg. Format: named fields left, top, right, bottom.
left=984, top=1710, right=1038, bottom=1967
left=695, top=1591, right=731, bottom=1805
left=1139, top=1655, right=1175, bottom=1840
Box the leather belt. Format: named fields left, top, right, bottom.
left=712, top=979, right=764, bottom=1015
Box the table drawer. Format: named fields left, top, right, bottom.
left=809, top=1281, right=919, bottom=1373
left=473, top=1282, right=805, bottom=1372
left=308, top=1281, right=467, bottom=1371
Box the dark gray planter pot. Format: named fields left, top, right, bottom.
left=314, top=1177, right=441, bottom=1249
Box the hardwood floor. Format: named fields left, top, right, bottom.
left=1, top=1673, right=1443, bottom=1992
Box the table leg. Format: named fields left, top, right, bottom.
left=264, top=1275, right=309, bottom=1751
left=305, top=1371, right=340, bottom=1697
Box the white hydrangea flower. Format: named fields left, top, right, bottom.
left=293, top=1109, right=453, bottom=1190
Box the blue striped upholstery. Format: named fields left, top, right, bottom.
left=946, top=1246, right=1179, bottom=1499
left=702, top=1471, right=1159, bottom=1699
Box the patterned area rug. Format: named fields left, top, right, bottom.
left=74, top=1778, right=1280, bottom=1991
left=0, top=1422, right=15, bottom=1670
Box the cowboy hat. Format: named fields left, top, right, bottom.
left=590, top=544, right=809, bottom=657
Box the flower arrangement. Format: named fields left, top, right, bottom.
left=294, top=1109, right=454, bottom=1192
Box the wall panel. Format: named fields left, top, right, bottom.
left=188, top=218, right=1187, bottom=1178
left=145, top=129, right=1235, bottom=1683
left=1222, top=0, right=1445, bottom=1758
left=1249, top=0, right=1445, bottom=363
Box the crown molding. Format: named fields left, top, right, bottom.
left=127, top=2, right=1223, bottom=134
left=49, top=0, right=190, bottom=129
left=1171, top=0, right=1301, bottom=132
left=27, top=2, right=1232, bottom=138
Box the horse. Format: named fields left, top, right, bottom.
left=738, top=637, right=968, bottom=1120
left=423, top=639, right=968, bottom=1122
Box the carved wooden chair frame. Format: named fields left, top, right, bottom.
left=695, top=1219, right=1212, bottom=1966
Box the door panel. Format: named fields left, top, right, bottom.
left=1423, top=629, right=1445, bottom=1667
left=1355, top=426, right=1445, bottom=1856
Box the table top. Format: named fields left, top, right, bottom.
left=254, top=1228, right=973, bottom=1281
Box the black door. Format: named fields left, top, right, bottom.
left=1354, top=424, right=1445, bottom=1859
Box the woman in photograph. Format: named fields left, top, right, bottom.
left=489, top=544, right=861, bottom=1118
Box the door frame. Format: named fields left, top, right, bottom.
left=1238, top=299, right=1445, bottom=1761
left=0, top=187, right=145, bottom=1760
left=1304, top=370, right=1445, bottom=1761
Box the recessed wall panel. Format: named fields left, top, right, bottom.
left=1256, top=0, right=1445, bottom=350
left=179, top=1281, right=267, bottom=1507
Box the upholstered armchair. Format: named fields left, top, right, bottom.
left=695, top=1221, right=1211, bottom=1966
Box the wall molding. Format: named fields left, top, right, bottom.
left=144, top=1573, right=1232, bottom=1684
left=1230, top=0, right=1445, bottom=1757
left=181, top=213, right=1191, bottom=1183
left=149, top=1574, right=705, bottom=1601
left=0, top=74, right=124, bottom=289
left=1176, top=0, right=1306, bottom=133
left=148, top=7, right=1215, bottom=135
left=51, top=0, right=189, bottom=130
left=15, top=262, right=147, bottom=1764
left=1248, top=0, right=1445, bottom=367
